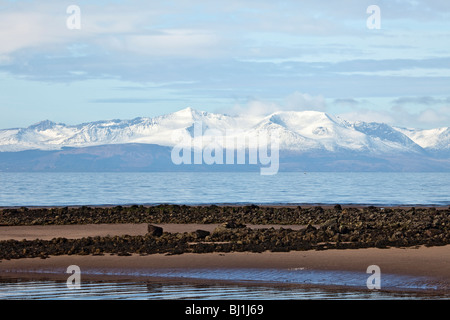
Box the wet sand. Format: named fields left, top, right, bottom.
left=0, top=217, right=449, bottom=295
left=0, top=223, right=307, bottom=241
left=0, top=246, right=449, bottom=293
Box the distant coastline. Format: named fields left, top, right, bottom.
left=1, top=203, right=449, bottom=210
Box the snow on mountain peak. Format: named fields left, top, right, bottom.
left=170, top=107, right=205, bottom=120
left=0, top=107, right=447, bottom=154
left=27, top=120, right=61, bottom=131
left=394, top=126, right=450, bottom=150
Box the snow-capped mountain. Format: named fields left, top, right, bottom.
left=0, top=107, right=447, bottom=155
left=393, top=126, right=450, bottom=152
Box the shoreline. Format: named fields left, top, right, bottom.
left=0, top=246, right=449, bottom=295
left=1, top=204, right=449, bottom=210
left=1, top=204, right=449, bottom=297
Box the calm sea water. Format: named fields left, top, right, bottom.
left=0, top=172, right=449, bottom=207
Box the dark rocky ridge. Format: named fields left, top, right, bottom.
left=2, top=204, right=448, bottom=226
left=0, top=205, right=449, bottom=260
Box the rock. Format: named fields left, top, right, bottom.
left=425, top=229, right=440, bottom=237
left=338, top=225, right=350, bottom=234
left=147, top=224, right=163, bottom=237
left=321, top=218, right=338, bottom=231
left=314, top=206, right=324, bottom=214
left=213, top=220, right=247, bottom=235
left=194, top=230, right=210, bottom=239
left=332, top=234, right=341, bottom=242
left=334, top=204, right=342, bottom=211
left=222, top=220, right=246, bottom=229
left=305, top=224, right=317, bottom=232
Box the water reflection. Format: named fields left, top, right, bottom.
left=0, top=278, right=447, bottom=300
left=82, top=268, right=439, bottom=291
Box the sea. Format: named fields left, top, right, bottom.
left=0, top=171, right=449, bottom=300
left=0, top=172, right=449, bottom=207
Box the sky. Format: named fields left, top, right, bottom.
left=0, top=0, right=449, bottom=129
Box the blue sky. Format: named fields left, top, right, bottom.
left=0, top=0, right=449, bottom=129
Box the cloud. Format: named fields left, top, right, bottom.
left=387, top=96, right=450, bottom=127
left=338, top=104, right=450, bottom=129
left=90, top=98, right=159, bottom=104
left=285, top=92, right=327, bottom=111
left=219, top=91, right=449, bottom=129
left=315, top=94, right=450, bottom=129
left=337, top=109, right=396, bottom=125
left=0, top=11, right=68, bottom=56
left=220, top=91, right=327, bottom=116
left=333, top=98, right=362, bottom=107
left=226, top=100, right=280, bottom=117
left=1, top=0, right=450, bottom=130
left=392, top=96, right=450, bottom=106
left=418, top=107, right=449, bottom=124
left=2, top=0, right=450, bottom=85
left=391, top=104, right=450, bottom=128
left=0, top=2, right=227, bottom=62
left=101, top=30, right=222, bottom=57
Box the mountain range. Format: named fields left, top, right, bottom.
left=0, top=107, right=448, bottom=172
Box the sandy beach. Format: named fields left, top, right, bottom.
left=0, top=209, right=449, bottom=295
left=1, top=245, right=449, bottom=278
left=0, top=223, right=307, bottom=241
left=0, top=244, right=449, bottom=293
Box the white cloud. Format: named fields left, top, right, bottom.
left=0, top=11, right=66, bottom=55
left=285, top=92, right=327, bottom=111
left=416, top=106, right=450, bottom=126
left=220, top=92, right=448, bottom=129
left=338, top=68, right=450, bottom=78
left=338, top=105, right=450, bottom=129
left=1, top=0, right=449, bottom=130
left=102, top=30, right=221, bottom=57
left=337, top=109, right=395, bottom=124
left=223, top=100, right=279, bottom=117
left=221, top=91, right=327, bottom=116
left=0, top=3, right=224, bottom=60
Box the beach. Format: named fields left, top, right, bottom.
left=1, top=245, right=449, bottom=280
left=0, top=223, right=307, bottom=241
left=0, top=246, right=449, bottom=296
left=0, top=223, right=449, bottom=295
left=0, top=205, right=449, bottom=297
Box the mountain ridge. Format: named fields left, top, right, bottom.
left=0, top=107, right=447, bottom=155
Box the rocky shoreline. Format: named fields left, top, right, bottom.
left=0, top=205, right=449, bottom=260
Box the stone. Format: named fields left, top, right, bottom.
left=321, top=218, right=338, bottom=231
left=147, top=224, right=163, bottom=237
left=194, top=230, right=210, bottom=239
left=222, top=220, right=246, bottom=229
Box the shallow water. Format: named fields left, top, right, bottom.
left=0, top=172, right=449, bottom=207
left=1, top=268, right=447, bottom=300
left=79, top=268, right=438, bottom=291
left=0, top=278, right=445, bottom=300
